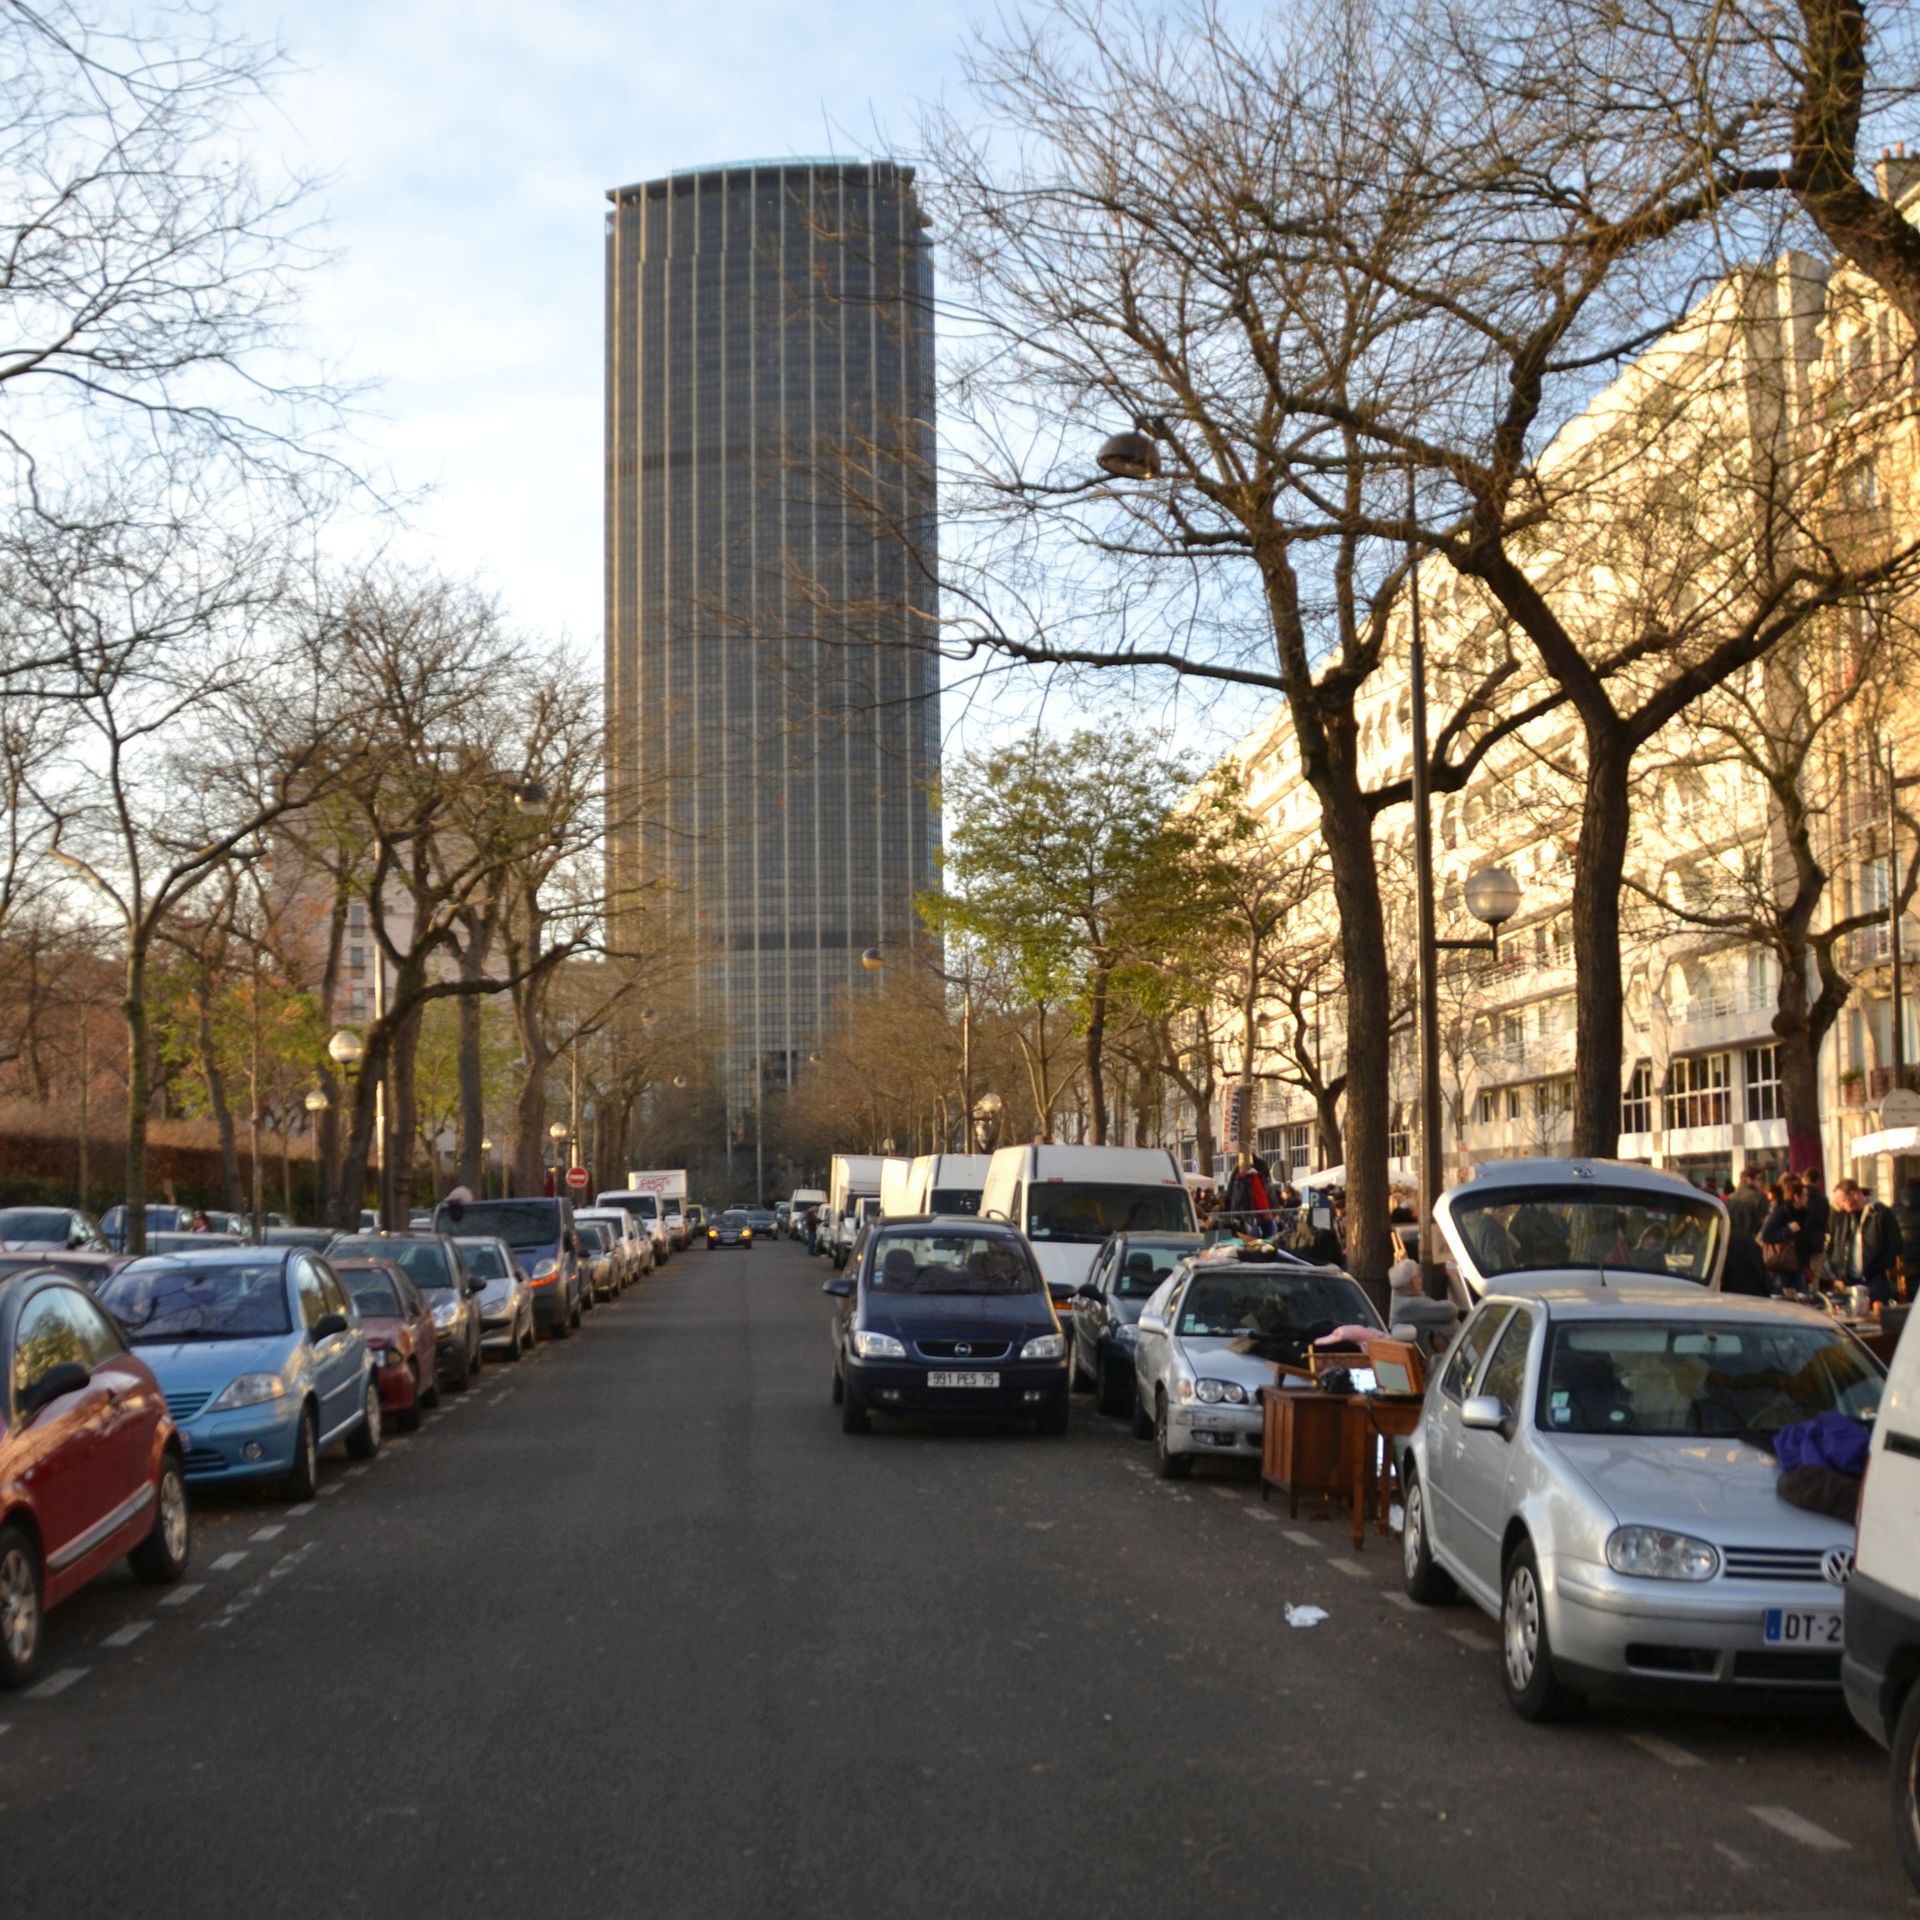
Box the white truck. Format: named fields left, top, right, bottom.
left=978, top=1144, right=1196, bottom=1296
left=880, top=1153, right=992, bottom=1219
left=826, top=1153, right=886, bottom=1269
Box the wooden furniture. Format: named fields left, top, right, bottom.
left=1349, top=1395, right=1426, bottom=1546
left=1260, top=1386, right=1351, bottom=1518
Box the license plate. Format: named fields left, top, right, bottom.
left=927, top=1370, right=1000, bottom=1389
left=1763, top=1608, right=1843, bottom=1646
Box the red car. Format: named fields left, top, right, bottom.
left=0, top=1268, right=191, bottom=1687
left=333, top=1258, right=439, bottom=1431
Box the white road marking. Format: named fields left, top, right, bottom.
left=1446, top=1627, right=1490, bottom=1651
left=1282, top=1530, right=1320, bottom=1548
left=102, top=1620, right=152, bottom=1648
left=208, top=1551, right=247, bottom=1573
left=1747, top=1806, right=1851, bottom=1852
left=1625, top=1732, right=1704, bottom=1769
left=1326, top=1558, right=1371, bottom=1580
left=1382, top=1592, right=1419, bottom=1612
left=158, top=1583, right=203, bottom=1608
left=345, top=1465, right=369, bottom=1479
left=1712, top=1842, right=1756, bottom=1872
left=25, top=1667, right=85, bottom=1699
left=285, top=1503, right=315, bottom=1518
left=318, top=1482, right=342, bottom=1497
left=1242, top=1507, right=1277, bottom=1523
left=1209, top=1486, right=1238, bottom=1500
left=250, top=1525, right=285, bottom=1543
left=0, top=1722, right=10, bottom=1738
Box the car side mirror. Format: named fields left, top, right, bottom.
left=822, top=1277, right=853, bottom=1298
left=1461, top=1394, right=1511, bottom=1436
left=1075, top=1282, right=1100, bottom=1301
left=1046, top=1279, right=1075, bottom=1303
left=467, top=1278, right=486, bottom=1296
left=23, top=1360, right=90, bottom=1414
left=1137, top=1313, right=1167, bottom=1336
left=312, top=1311, right=349, bottom=1340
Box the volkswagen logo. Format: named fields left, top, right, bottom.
left=1822, top=1547, right=1854, bottom=1588
left=954, top=1343, right=971, bottom=1358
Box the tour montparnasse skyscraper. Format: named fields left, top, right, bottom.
left=604, top=158, right=940, bottom=1131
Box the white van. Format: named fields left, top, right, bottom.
left=978, top=1145, right=1196, bottom=1298
left=596, top=1189, right=669, bottom=1264
left=880, top=1153, right=992, bottom=1219
left=788, top=1187, right=827, bottom=1240
left=1843, top=1314, right=1920, bottom=1890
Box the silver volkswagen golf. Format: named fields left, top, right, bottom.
left=1402, top=1278, right=1881, bottom=1720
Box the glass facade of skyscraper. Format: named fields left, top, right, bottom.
left=604, top=159, right=939, bottom=1112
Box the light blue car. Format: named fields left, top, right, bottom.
left=97, top=1247, right=383, bottom=1501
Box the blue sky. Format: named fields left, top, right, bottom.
left=225, top=0, right=967, bottom=656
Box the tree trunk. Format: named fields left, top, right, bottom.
left=455, top=934, right=487, bottom=1191
left=1084, top=968, right=1109, bottom=1145
left=390, top=1002, right=422, bottom=1221
left=1569, top=722, right=1635, bottom=1159
left=123, top=942, right=151, bottom=1255
left=511, top=994, right=551, bottom=1193
left=193, top=969, right=245, bottom=1212
left=1315, top=1080, right=1344, bottom=1172
left=315, top=1071, right=339, bottom=1226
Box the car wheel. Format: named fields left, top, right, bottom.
left=283, top=1405, right=320, bottom=1502
left=446, top=1343, right=471, bottom=1393
left=1067, top=1344, right=1092, bottom=1394
left=830, top=1359, right=845, bottom=1405
left=1037, top=1396, right=1070, bottom=1437
left=1399, top=1466, right=1455, bottom=1605
left=400, top=1366, right=423, bottom=1430
left=1153, top=1391, right=1191, bottom=1479
left=129, top=1454, right=191, bottom=1585
left=548, top=1302, right=572, bottom=1341
left=1500, top=1539, right=1581, bottom=1722
left=346, top=1377, right=383, bottom=1459
left=570, top=1291, right=583, bottom=1328
left=840, top=1378, right=870, bottom=1434
left=1130, top=1388, right=1154, bottom=1441
left=420, top=1366, right=442, bottom=1410
left=504, top=1326, right=523, bottom=1363
left=0, top=1523, right=44, bottom=1689
left=1888, top=1685, right=1920, bottom=1894
left=1096, top=1354, right=1130, bottom=1419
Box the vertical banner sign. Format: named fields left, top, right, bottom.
left=1223, top=1085, right=1250, bottom=1157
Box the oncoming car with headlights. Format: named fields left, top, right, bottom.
left=1400, top=1281, right=1880, bottom=1720
left=823, top=1219, right=1069, bottom=1435
left=1131, top=1251, right=1383, bottom=1477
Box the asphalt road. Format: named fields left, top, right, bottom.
left=2, top=1237, right=1913, bottom=1919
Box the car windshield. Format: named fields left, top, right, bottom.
left=330, top=1237, right=456, bottom=1291
left=578, top=1225, right=610, bottom=1250
left=1025, top=1183, right=1191, bottom=1244
left=1176, top=1269, right=1381, bottom=1342
left=1451, top=1186, right=1722, bottom=1283
left=1541, top=1319, right=1881, bottom=1438
left=431, top=1201, right=559, bottom=1250
left=0, top=1209, right=73, bottom=1243
left=99, top=1263, right=292, bottom=1341
left=868, top=1232, right=1038, bottom=1295
left=722, top=1211, right=749, bottom=1225
left=340, top=1271, right=401, bottom=1317
left=455, top=1241, right=509, bottom=1280
left=929, top=1187, right=982, bottom=1215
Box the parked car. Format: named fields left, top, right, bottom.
left=260, top=1227, right=337, bottom=1252
left=664, top=1203, right=690, bottom=1251
left=100, top=1203, right=196, bottom=1251
left=1131, top=1250, right=1382, bottom=1477
left=773, top=1202, right=790, bottom=1234
left=575, top=1208, right=650, bottom=1286
left=1068, top=1231, right=1203, bottom=1415
left=0, top=1268, right=192, bottom=1686
left=431, top=1197, right=583, bottom=1339
left=332, top=1257, right=439, bottom=1429
left=824, top=1218, right=1069, bottom=1436
left=685, top=1204, right=708, bottom=1239
left=1844, top=1290, right=1920, bottom=1891
left=0, top=1250, right=129, bottom=1292
left=594, top=1190, right=670, bottom=1266
left=147, top=1232, right=244, bottom=1254
left=1401, top=1281, right=1878, bottom=1720
left=708, top=1208, right=755, bottom=1249
left=327, top=1232, right=487, bottom=1388
left=97, top=1247, right=382, bottom=1500
left=575, top=1221, right=618, bottom=1302
left=0, top=1206, right=104, bottom=1252
left=454, top=1237, right=536, bottom=1358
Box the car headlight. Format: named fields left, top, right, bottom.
left=1606, top=1527, right=1720, bottom=1581
left=374, top=1347, right=406, bottom=1369
left=431, top=1301, right=458, bottom=1327
left=708, top=1229, right=718, bottom=1241
left=743, top=1229, right=753, bottom=1241
left=1192, top=1379, right=1248, bottom=1405
left=1111, top=1323, right=1139, bottom=1345
left=206, top=1372, right=288, bottom=1412
left=851, top=1329, right=906, bottom=1359
left=1021, top=1333, right=1065, bottom=1360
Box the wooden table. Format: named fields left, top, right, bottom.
left=1261, top=1387, right=1427, bottom=1549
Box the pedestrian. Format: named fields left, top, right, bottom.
left=1759, top=1173, right=1817, bottom=1298
left=1828, top=1178, right=1900, bottom=1307
left=1802, top=1168, right=1831, bottom=1280
left=187, top=1209, right=210, bottom=1233
left=1726, top=1166, right=1767, bottom=1242
left=1898, top=1176, right=1920, bottom=1294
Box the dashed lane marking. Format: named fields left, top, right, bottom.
left=158, top=1583, right=203, bottom=1608
left=1382, top=1592, right=1419, bottom=1612
left=25, top=1668, right=86, bottom=1699
left=1712, top=1843, right=1756, bottom=1873
left=1625, top=1732, right=1704, bottom=1769
left=285, top=1503, right=315, bottom=1518
left=1747, top=1807, right=1851, bottom=1852
left=1209, top=1486, right=1238, bottom=1500
left=205, top=1543, right=316, bottom=1631
left=1282, top=1530, right=1320, bottom=1548
left=250, top=1524, right=284, bottom=1543
left=1446, top=1627, right=1490, bottom=1651
left=102, top=1621, right=152, bottom=1648
left=209, top=1551, right=247, bottom=1572
left=1326, top=1558, right=1371, bottom=1580
left=1242, top=1507, right=1276, bottom=1523
left=345, top=1465, right=369, bottom=1479
left=318, top=1483, right=342, bottom=1497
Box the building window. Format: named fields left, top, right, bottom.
left=1388, top=1103, right=1410, bottom=1161
left=1506, top=1089, right=1522, bottom=1121
left=1477, top=1091, right=1497, bottom=1126
left=1621, top=1063, right=1653, bottom=1135
left=1667, top=1052, right=1731, bottom=1129
left=1536, top=1080, right=1572, bottom=1119
left=1256, top=1126, right=1283, bottom=1156
left=348, top=946, right=365, bottom=970
left=1744, top=1045, right=1782, bottom=1123
left=1286, top=1124, right=1312, bottom=1179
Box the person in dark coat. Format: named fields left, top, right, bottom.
left=1802, top=1169, right=1831, bottom=1278
left=1726, top=1167, right=1767, bottom=1242
left=1829, top=1178, right=1900, bottom=1306
left=1719, top=1227, right=1772, bottom=1297
left=1898, top=1177, right=1920, bottom=1290
left=1759, top=1174, right=1817, bottom=1298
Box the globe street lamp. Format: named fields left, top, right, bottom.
left=860, top=946, right=884, bottom=972
left=971, top=1089, right=1004, bottom=1154
left=303, top=1089, right=329, bottom=1115
left=327, top=1029, right=364, bottom=1069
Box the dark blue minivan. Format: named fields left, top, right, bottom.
left=432, top=1196, right=582, bottom=1338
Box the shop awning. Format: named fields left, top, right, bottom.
left=1851, top=1127, right=1920, bottom=1158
